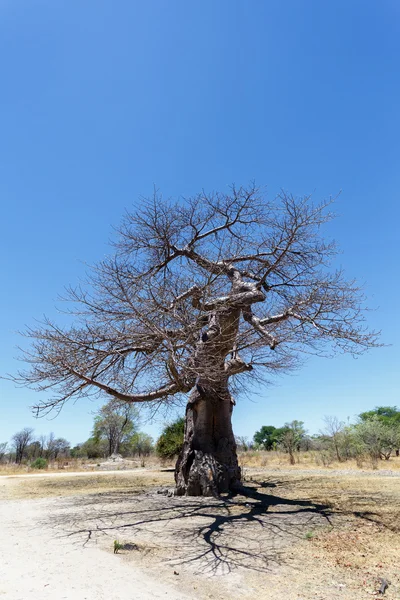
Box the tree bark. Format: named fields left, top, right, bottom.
left=175, top=386, right=241, bottom=496
left=175, top=299, right=245, bottom=496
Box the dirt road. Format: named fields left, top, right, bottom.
left=0, top=495, right=193, bottom=600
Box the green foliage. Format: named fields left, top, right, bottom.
left=272, top=420, right=306, bottom=464
left=25, top=441, right=42, bottom=460
left=71, top=437, right=107, bottom=459
left=353, top=416, right=400, bottom=460
left=30, top=457, right=48, bottom=469
left=93, top=401, right=139, bottom=456
left=279, top=421, right=306, bottom=447
left=253, top=426, right=280, bottom=450
left=156, top=418, right=185, bottom=459
left=113, top=540, right=123, bottom=554
left=128, top=432, right=154, bottom=456
left=356, top=406, right=400, bottom=460
left=359, top=406, right=400, bottom=425
left=253, top=422, right=306, bottom=460
left=45, top=435, right=70, bottom=460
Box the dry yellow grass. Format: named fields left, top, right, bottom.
left=0, top=458, right=97, bottom=476
left=0, top=469, right=174, bottom=500
left=0, top=454, right=171, bottom=477
left=283, top=473, right=400, bottom=597
left=2, top=449, right=399, bottom=477
left=239, top=449, right=400, bottom=471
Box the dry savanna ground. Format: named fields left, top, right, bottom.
left=1, top=457, right=400, bottom=599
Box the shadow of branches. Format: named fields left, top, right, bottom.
left=43, top=478, right=335, bottom=575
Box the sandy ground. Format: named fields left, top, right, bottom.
left=0, top=497, right=191, bottom=600
left=1, top=468, right=399, bottom=600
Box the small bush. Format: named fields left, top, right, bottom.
left=31, top=457, right=48, bottom=470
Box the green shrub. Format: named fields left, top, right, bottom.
left=156, top=418, right=185, bottom=459
left=31, top=457, right=48, bottom=469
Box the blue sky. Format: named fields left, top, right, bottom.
left=1, top=0, right=399, bottom=446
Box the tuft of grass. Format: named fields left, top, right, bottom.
left=113, top=540, right=123, bottom=554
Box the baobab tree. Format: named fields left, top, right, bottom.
left=13, top=186, right=379, bottom=495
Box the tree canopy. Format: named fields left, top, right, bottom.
left=359, top=406, right=400, bottom=424
left=14, top=186, right=379, bottom=414
left=253, top=425, right=281, bottom=450
left=93, top=401, right=139, bottom=456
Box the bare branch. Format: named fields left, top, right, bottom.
left=10, top=185, right=380, bottom=415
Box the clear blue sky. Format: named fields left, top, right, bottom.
left=1, top=0, right=399, bottom=446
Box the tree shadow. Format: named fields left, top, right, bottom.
left=45, top=477, right=335, bottom=575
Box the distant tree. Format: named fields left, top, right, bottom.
left=358, top=406, right=400, bottom=458
left=129, top=432, right=154, bottom=457
left=236, top=436, right=252, bottom=452
left=321, top=416, right=346, bottom=462
left=12, top=428, right=34, bottom=464
left=93, top=401, right=139, bottom=456
left=359, top=406, right=399, bottom=422
left=156, top=418, right=185, bottom=459
left=253, top=425, right=279, bottom=450
left=25, top=440, right=42, bottom=460
left=70, top=444, right=84, bottom=458
left=354, top=416, right=400, bottom=461
left=31, top=433, right=70, bottom=460
left=278, top=420, right=306, bottom=465
left=71, top=437, right=107, bottom=459
left=46, top=434, right=70, bottom=459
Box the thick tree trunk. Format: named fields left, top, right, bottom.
left=175, top=386, right=241, bottom=496
left=174, top=303, right=245, bottom=496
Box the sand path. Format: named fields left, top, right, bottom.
left=0, top=494, right=191, bottom=600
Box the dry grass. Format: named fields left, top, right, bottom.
left=0, top=454, right=172, bottom=477
left=0, top=458, right=103, bottom=476
left=239, top=469, right=400, bottom=598
left=1, top=450, right=399, bottom=477
left=281, top=473, right=400, bottom=597
left=0, top=469, right=174, bottom=500
left=238, top=449, right=400, bottom=471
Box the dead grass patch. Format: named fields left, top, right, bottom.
left=271, top=473, right=400, bottom=598
left=0, top=470, right=174, bottom=500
